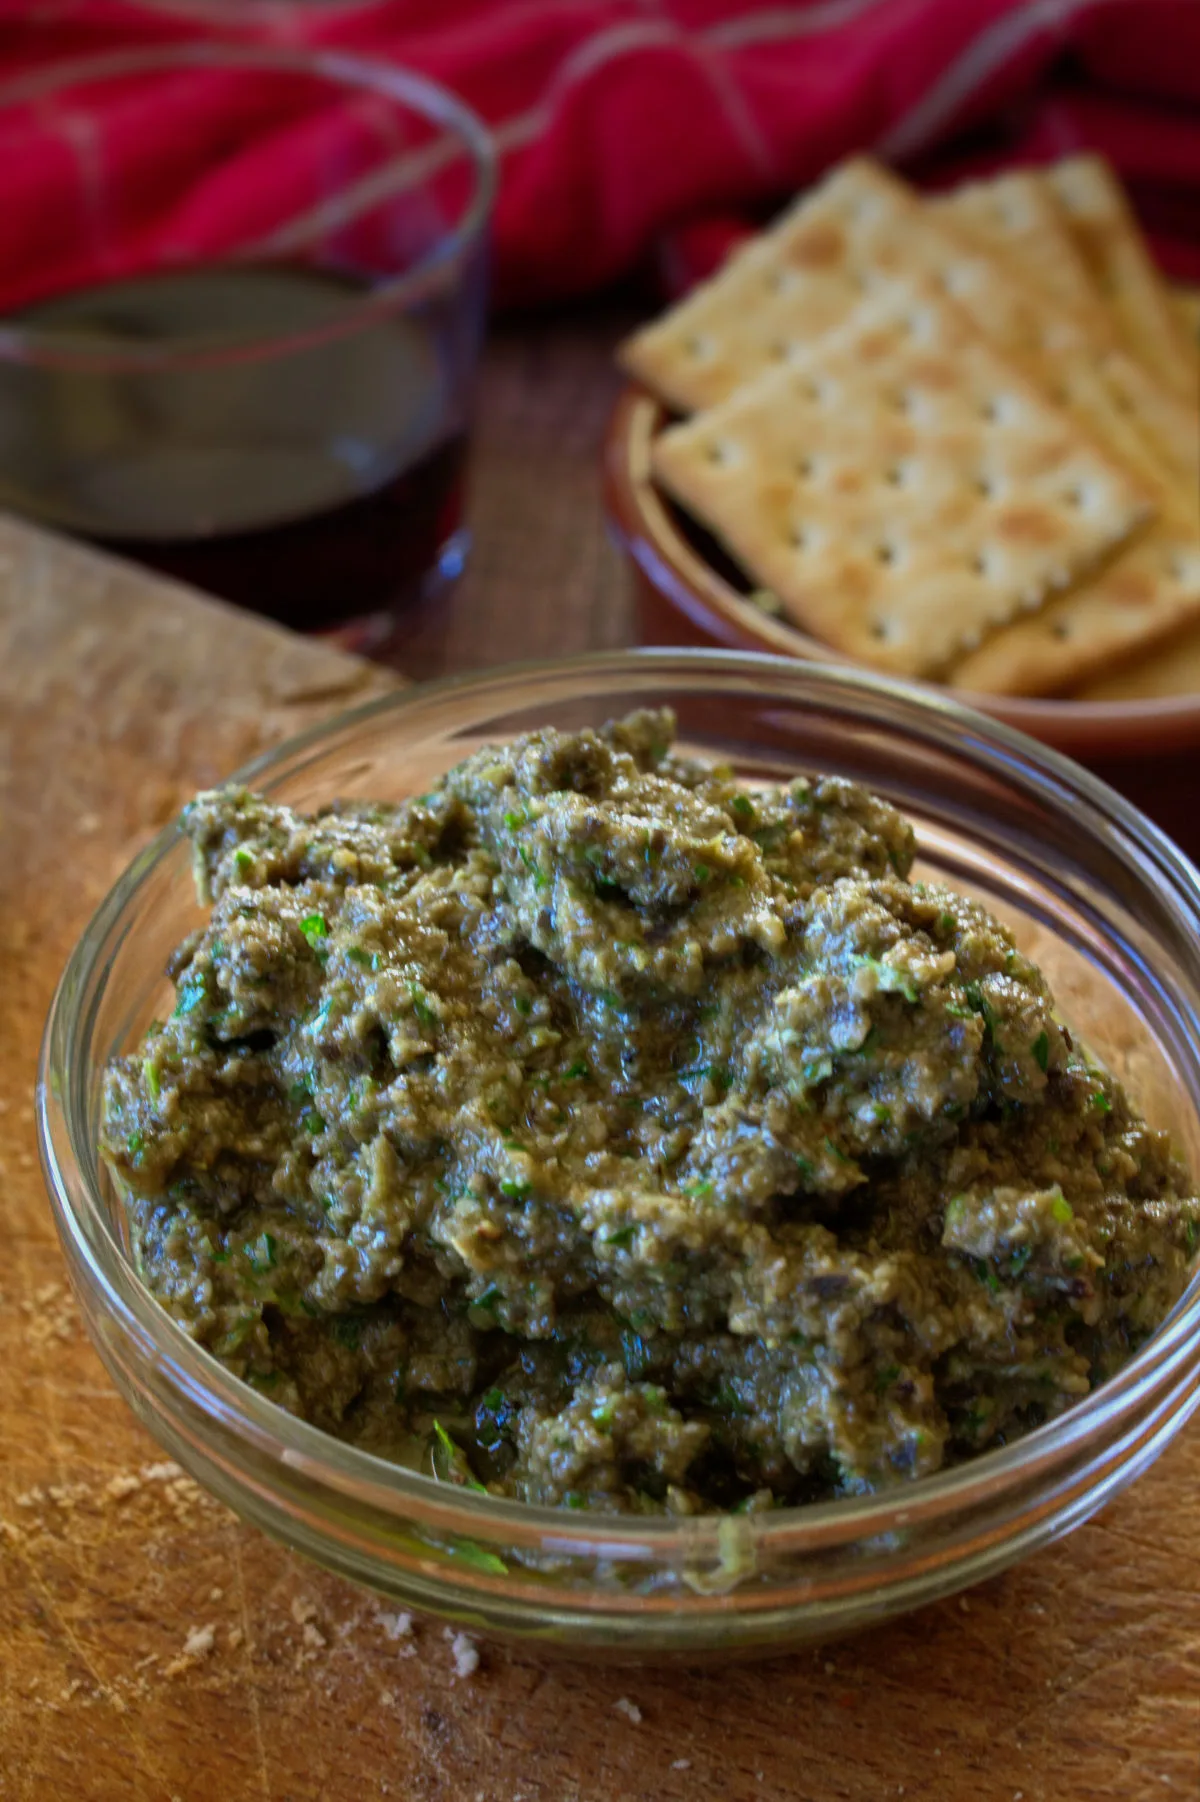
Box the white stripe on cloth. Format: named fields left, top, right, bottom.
left=243, top=11, right=774, bottom=264
left=878, top=0, right=1128, bottom=160
left=706, top=0, right=900, bottom=49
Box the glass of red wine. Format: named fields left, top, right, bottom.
left=0, top=45, right=494, bottom=650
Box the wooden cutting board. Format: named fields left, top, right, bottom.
left=1, top=514, right=1197, bottom=1802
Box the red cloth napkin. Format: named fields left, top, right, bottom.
left=0, top=0, right=1196, bottom=312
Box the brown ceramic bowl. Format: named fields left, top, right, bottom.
left=604, top=385, right=1200, bottom=854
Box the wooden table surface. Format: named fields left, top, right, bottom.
left=2, top=311, right=1198, bottom=1802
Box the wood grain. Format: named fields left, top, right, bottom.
left=2, top=313, right=1199, bottom=1802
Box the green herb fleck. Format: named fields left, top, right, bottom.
left=453, top=1540, right=508, bottom=1574
left=245, top=1231, right=276, bottom=1274
left=1091, top=1090, right=1112, bottom=1114
left=604, top=1225, right=637, bottom=1249
left=234, top=847, right=254, bottom=875
left=142, top=1059, right=161, bottom=1103
left=331, top=1314, right=364, bottom=1350
left=126, top=1130, right=145, bottom=1159
left=874, top=1364, right=901, bottom=1394
left=172, top=973, right=206, bottom=1018
left=499, top=1179, right=531, bottom=1201
left=1051, top=1193, right=1074, bottom=1224
left=299, top=913, right=327, bottom=945
left=564, top=1059, right=590, bottom=1081
left=1031, top=1031, right=1050, bottom=1073
left=973, top=1259, right=1002, bottom=1296
left=409, top=984, right=436, bottom=1028
left=514, top=993, right=532, bottom=1016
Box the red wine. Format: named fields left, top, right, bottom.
left=0, top=266, right=473, bottom=640
left=96, top=430, right=468, bottom=635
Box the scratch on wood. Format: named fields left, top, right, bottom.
left=230, top=1524, right=272, bottom=1802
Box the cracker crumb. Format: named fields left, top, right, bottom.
left=614, top=1697, right=643, bottom=1725
left=227, top=1627, right=244, bottom=1650
left=209, top=1587, right=223, bottom=1602
left=290, top=1597, right=319, bottom=1626
left=672, top=1758, right=691, bottom=1770
left=824, top=1661, right=836, bottom=1675
left=103, top=1474, right=142, bottom=1504
left=444, top=1630, right=480, bottom=1679
left=140, top=1461, right=183, bottom=1483
left=183, top=1624, right=215, bottom=1659
left=959, top=1597, right=970, bottom=1613
left=377, top=1610, right=414, bottom=1641
left=302, top=1622, right=327, bottom=1651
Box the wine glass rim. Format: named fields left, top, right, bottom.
left=0, top=43, right=496, bottom=372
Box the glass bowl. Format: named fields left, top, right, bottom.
left=37, top=650, right=1200, bottom=1661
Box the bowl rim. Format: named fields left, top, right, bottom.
left=37, top=647, right=1200, bottom=1580
left=603, top=383, right=1200, bottom=760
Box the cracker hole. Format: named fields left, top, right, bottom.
left=975, top=473, right=996, bottom=498
left=870, top=618, right=891, bottom=640
left=970, top=551, right=992, bottom=577
left=769, top=339, right=793, bottom=363
left=886, top=464, right=907, bottom=487
left=876, top=542, right=898, bottom=566
left=789, top=524, right=809, bottom=550
left=707, top=440, right=736, bottom=467
left=766, top=268, right=795, bottom=297
left=799, top=375, right=826, bottom=404
left=796, top=455, right=816, bottom=480
left=1168, top=554, right=1190, bottom=582
left=1051, top=621, right=1071, bottom=640
left=684, top=334, right=711, bottom=359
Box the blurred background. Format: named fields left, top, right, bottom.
left=0, top=0, right=1195, bottom=676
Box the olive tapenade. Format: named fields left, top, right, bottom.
left=102, top=711, right=1200, bottom=1515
